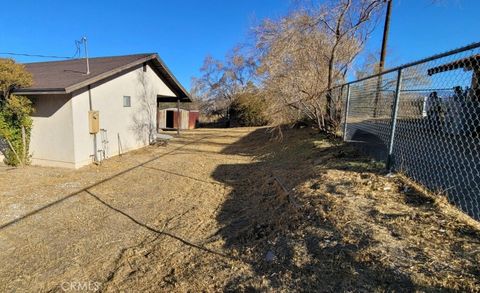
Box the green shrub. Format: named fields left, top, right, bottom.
left=0, top=95, right=34, bottom=166
left=0, top=58, right=33, bottom=166
left=230, top=93, right=268, bottom=127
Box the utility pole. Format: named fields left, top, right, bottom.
left=373, top=0, right=392, bottom=117
left=378, top=0, right=392, bottom=73
left=82, top=37, right=90, bottom=75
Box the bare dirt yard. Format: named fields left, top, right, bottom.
left=0, top=128, right=479, bottom=292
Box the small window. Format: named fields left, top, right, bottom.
left=123, top=96, right=131, bottom=107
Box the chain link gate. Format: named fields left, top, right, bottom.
left=338, top=42, right=480, bottom=220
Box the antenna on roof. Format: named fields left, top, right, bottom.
left=81, top=36, right=90, bottom=75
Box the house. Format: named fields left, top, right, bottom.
left=427, top=55, right=480, bottom=134
left=10, top=53, right=191, bottom=168
left=427, top=54, right=480, bottom=96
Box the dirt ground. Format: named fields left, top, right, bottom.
left=0, top=128, right=479, bottom=292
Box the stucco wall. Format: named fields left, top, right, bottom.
left=30, top=94, right=76, bottom=168
left=71, top=64, right=176, bottom=168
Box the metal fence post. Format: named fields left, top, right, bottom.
left=342, top=84, right=351, bottom=141
left=386, top=68, right=403, bottom=171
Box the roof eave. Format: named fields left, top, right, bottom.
left=151, top=54, right=192, bottom=102
left=12, top=88, right=67, bottom=95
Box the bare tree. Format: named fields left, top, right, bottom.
left=309, top=1, right=383, bottom=87
left=311, top=0, right=384, bottom=129
left=192, top=0, right=384, bottom=132
left=192, top=47, right=257, bottom=124
left=255, top=0, right=383, bottom=132
left=255, top=12, right=333, bottom=129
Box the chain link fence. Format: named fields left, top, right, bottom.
left=338, top=42, right=480, bottom=220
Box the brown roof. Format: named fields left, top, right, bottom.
left=14, top=53, right=191, bottom=101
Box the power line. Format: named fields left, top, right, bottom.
left=0, top=52, right=72, bottom=59
left=1, top=37, right=90, bottom=60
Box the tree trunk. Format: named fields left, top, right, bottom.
left=313, top=102, right=325, bottom=132
left=326, top=43, right=338, bottom=130
left=4, top=136, right=23, bottom=167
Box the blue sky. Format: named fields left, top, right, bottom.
left=0, top=0, right=479, bottom=90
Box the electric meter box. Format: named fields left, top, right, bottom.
left=89, top=111, right=100, bottom=134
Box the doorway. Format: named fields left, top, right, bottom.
left=166, top=110, right=174, bottom=128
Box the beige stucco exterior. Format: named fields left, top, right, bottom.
left=30, top=94, right=76, bottom=168
left=28, top=64, right=177, bottom=168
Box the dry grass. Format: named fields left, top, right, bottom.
left=0, top=127, right=479, bottom=292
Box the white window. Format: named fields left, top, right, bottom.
left=123, top=96, right=131, bottom=107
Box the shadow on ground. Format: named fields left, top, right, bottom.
left=211, top=127, right=480, bottom=292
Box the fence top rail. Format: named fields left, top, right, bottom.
left=334, top=41, right=480, bottom=90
